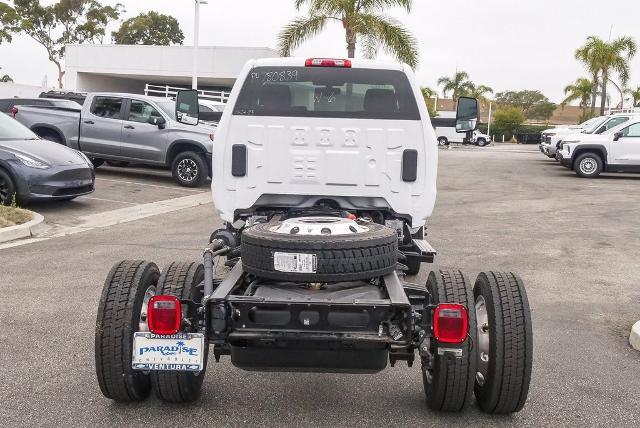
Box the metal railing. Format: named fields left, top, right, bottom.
left=144, top=84, right=230, bottom=103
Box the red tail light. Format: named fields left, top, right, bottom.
left=433, top=303, right=468, bottom=344
left=305, top=58, right=352, bottom=68
left=148, top=295, right=181, bottom=335
left=10, top=107, right=18, bottom=118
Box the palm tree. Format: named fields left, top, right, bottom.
left=577, top=36, right=637, bottom=115
left=575, top=38, right=602, bottom=117
left=421, top=86, right=435, bottom=99
left=562, top=78, right=595, bottom=122
left=437, top=71, right=472, bottom=106
left=624, top=86, right=640, bottom=107
left=462, top=83, right=493, bottom=108
left=278, top=0, right=418, bottom=68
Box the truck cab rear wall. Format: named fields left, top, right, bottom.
left=212, top=59, right=438, bottom=228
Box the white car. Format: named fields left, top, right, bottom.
left=557, top=118, right=640, bottom=177
left=555, top=113, right=640, bottom=159
left=473, top=130, right=492, bottom=146
left=433, top=117, right=491, bottom=146
left=539, top=116, right=604, bottom=158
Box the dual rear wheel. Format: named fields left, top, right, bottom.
left=95, top=260, right=207, bottom=403
left=423, top=269, right=533, bottom=414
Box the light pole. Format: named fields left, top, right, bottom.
left=192, top=0, right=208, bottom=90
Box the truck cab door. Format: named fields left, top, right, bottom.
left=611, top=122, right=640, bottom=166
left=120, top=99, right=168, bottom=163
left=80, top=96, right=124, bottom=156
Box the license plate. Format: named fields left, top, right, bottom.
left=132, top=332, right=204, bottom=372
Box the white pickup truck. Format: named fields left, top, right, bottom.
left=14, top=93, right=215, bottom=187
left=432, top=116, right=491, bottom=146
left=539, top=116, right=604, bottom=158
left=94, top=57, right=532, bottom=415
left=557, top=117, right=640, bottom=177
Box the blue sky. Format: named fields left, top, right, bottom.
left=1, top=0, right=639, bottom=103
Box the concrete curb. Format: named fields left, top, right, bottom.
left=0, top=211, right=45, bottom=244
left=0, top=192, right=211, bottom=250
left=630, top=321, right=640, bottom=351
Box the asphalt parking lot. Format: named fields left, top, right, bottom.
left=1, top=144, right=639, bottom=427
left=23, top=165, right=208, bottom=230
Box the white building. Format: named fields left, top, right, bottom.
left=64, top=44, right=279, bottom=97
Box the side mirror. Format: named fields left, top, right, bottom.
left=456, top=97, right=479, bottom=133
left=175, top=90, right=199, bottom=125
left=613, top=131, right=623, bottom=141
left=149, top=116, right=166, bottom=128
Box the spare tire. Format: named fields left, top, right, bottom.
left=241, top=218, right=398, bottom=282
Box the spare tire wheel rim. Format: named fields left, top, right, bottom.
left=579, top=157, right=596, bottom=175
left=269, top=217, right=370, bottom=236
left=178, top=158, right=198, bottom=182
left=475, top=295, right=490, bottom=386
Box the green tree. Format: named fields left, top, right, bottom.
left=464, top=83, right=493, bottom=100
left=575, top=37, right=603, bottom=117
left=5, top=0, right=122, bottom=88
left=576, top=35, right=637, bottom=115
left=112, top=12, right=184, bottom=46
left=493, top=106, right=525, bottom=138
left=278, top=0, right=418, bottom=68
left=624, top=86, right=640, bottom=107
left=0, top=2, right=19, bottom=43
left=437, top=71, right=472, bottom=106
left=562, top=78, right=595, bottom=122
left=421, top=87, right=437, bottom=117
left=495, top=89, right=556, bottom=121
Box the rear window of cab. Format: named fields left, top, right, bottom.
left=233, top=67, right=420, bottom=120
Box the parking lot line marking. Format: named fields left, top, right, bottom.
left=95, top=177, right=205, bottom=192
left=78, top=196, right=137, bottom=205
left=0, top=192, right=212, bottom=251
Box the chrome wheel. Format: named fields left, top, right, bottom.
left=438, top=138, right=447, bottom=146
left=138, top=286, right=156, bottom=332
left=177, top=159, right=198, bottom=182
left=579, top=157, right=597, bottom=175
left=475, top=295, right=490, bottom=386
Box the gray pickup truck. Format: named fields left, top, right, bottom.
left=14, top=93, right=215, bottom=187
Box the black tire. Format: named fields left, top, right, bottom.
left=92, top=159, right=104, bottom=168
left=151, top=262, right=208, bottom=403
left=0, top=168, right=17, bottom=206
left=574, top=152, right=603, bottom=178
left=106, top=160, right=129, bottom=167
left=473, top=272, right=533, bottom=414
left=95, top=260, right=160, bottom=402
left=423, top=270, right=477, bottom=412
left=437, top=137, right=449, bottom=146
left=172, top=151, right=207, bottom=187
left=241, top=222, right=398, bottom=282
left=477, top=138, right=488, bottom=147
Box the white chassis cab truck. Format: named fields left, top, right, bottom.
left=94, top=58, right=533, bottom=414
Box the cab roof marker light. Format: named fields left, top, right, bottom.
left=305, top=58, right=352, bottom=68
